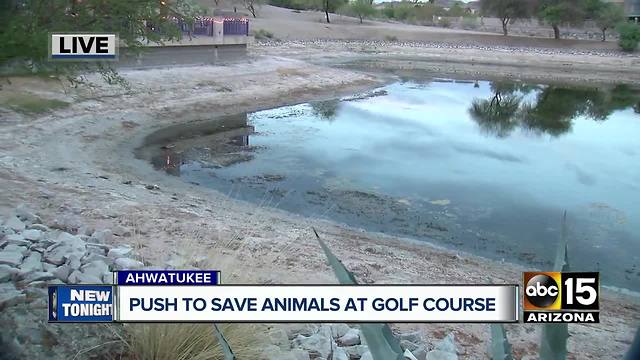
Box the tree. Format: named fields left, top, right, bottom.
left=349, top=0, right=376, bottom=23
left=244, top=0, right=266, bottom=17
left=537, top=0, right=585, bottom=39
left=586, top=0, right=625, bottom=41
left=319, top=0, right=348, bottom=23
left=480, top=0, right=532, bottom=36
left=0, top=0, right=202, bottom=80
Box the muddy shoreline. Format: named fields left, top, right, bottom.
left=1, top=53, right=639, bottom=358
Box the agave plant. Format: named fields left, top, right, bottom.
left=313, top=228, right=405, bottom=360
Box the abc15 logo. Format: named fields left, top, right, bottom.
left=523, top=272, right=599, bottom=311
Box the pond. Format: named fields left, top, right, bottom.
left=138, top=79, right=640, bottom=291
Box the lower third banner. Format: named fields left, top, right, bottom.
left=115, top=284, right=518, bottom=323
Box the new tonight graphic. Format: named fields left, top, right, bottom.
left=49, top=270, right=220, bottom=322
left=49, top=285, right=114, bottom=322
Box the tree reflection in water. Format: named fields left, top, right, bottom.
left=469, top=82, right=640, bottom=138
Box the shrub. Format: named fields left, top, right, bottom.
left=461, top=16, right=479, bottom=30
left=252, top=28, right=274, bottom=40
left=617, top=22, right=640, bottom=52
left=437, top=17, right=451, bottom=28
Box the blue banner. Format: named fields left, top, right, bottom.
left=48, top=285, right=114, bottom=322
left=116, top=270, right=220, bottom=286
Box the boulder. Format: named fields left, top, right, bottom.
left=337, top=328, right=361, bottom=346
left=19, top=252, right=43, bottom=273
left=19, top=271, right=56, bottom=285
left=404, top=349, right=419, bottom=360
left=293, top=326, right=333, bottom=359
left=112, top=225, right=131, bottom=237
left=27, top=224, right=49, bottom=232
left=4, top=216, right=25, bottom=232
left=53, top=265, right=71, bottom=282
left=0, top=283, right=25, bottom=309
left=425, top=350, right=457, bottom=360
left=343, top=345, right=369, bottom=359
left=22, top=229, right=43, bottom=241
left=433, top=333, right=457, bottom=354
left=411, top=346, right=428, bottom=360
left=0, top=225, right=15, bottom=237
left=0, top=264, right=19, bottom=282
left=6, top=234, right=30, bottom=247
left=333, top=347, right=349, bottom=360
left=107, top=246, right=133, bottom=259
left=330, top=324, right=351, bottom=339
left=14, top=205, right=41, bottom=224
left=4, top=244, right=29, bottom=255
left=90, top=229, right=113, bottom=244
left=399, top=330, right=424, bottom=345
left=80, top=260, right=109, bottom=279
left=0, top=250, right=24, bottom=267
left=114, top=257, right=144, bottom=270
left=426, top=333, right=458, bottom=360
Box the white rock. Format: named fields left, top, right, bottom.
left=434, top=333, right=457, bottom=354
left=337, top=328, right=361, bottom=346
left=66, top=253, right=82, bottom=271
left=114, top=257, right=144, bottom=270
left=18, top=252, right=43, bottom=273
left=330, top=323, right=351, bottom=338
left=293, top=326, right=332, bottom=359
left=0, top=283, right=25, bottom=309
left=4, top=216, right=25, bottom=232
left=6, top=234, right=30, bottom=247
left=0, top=250, right=24, bottom=267
left=425, top=350, right=457, bottom=360
left=399, top=330, right=424, bottom=345
left=14, top=204, right=40, bottom=224
left=4, top=244, right=29, bottom=255
left=75, top=272, right=103, bottom=284
left=112, top=225, right=131, bottom=237
left=27, top=224, right=49, bottom=232
left=333, top=347, right=349, bottom=360
left=22, top=229, right=43, bottom=241
left=343, top=345, right=369, bottom=358
left=78, top=225, right=95, bottom=236
left=102, top=272, right=114, bottom=284
left=108, top=246, right=133, bottom=259
left=0, top=264, right=19, bottom=282
left=53, top=265, right=71, bottom=282
left=81, top=260, right=109, bottom=278
left=19, top=271, right=56, bottom=284
left=90, top=229, right=113, bottom=244
left=411, top=346, right=428, bottom=360
left=0, top=226, right=15, bottom=237
left=404, top=349, right=419, bottom=360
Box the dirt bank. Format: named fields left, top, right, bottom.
left=1, top=52, right=639, bottom=358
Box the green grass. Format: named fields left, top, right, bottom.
left=2, top=94, right=69, bottom=114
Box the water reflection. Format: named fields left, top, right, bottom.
left=138, top=79, right=640, bottom=291
left=145, top=113, right=253, bottom=176
left=469, top=83, right=640, bottom=137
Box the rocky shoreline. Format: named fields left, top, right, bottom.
left=0, top=205, right=462, bottom=360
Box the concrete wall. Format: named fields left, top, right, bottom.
left=118, top=43, right=247, bottom=69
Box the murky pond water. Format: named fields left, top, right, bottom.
left=138, top=79, right=640, bottom=290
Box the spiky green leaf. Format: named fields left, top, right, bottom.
left=624, top=326, right=640, bottom=360
left=312, top=228, right=404, bottom=360
left=540, top=211, right=570, bottom=360
left=213, top=324, right=236, bottom=360
left=490, top=324, right=514, bottom=360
